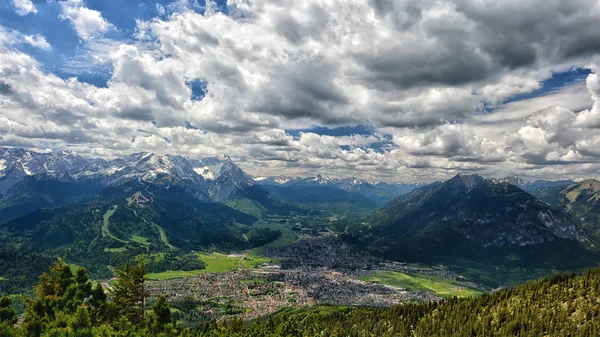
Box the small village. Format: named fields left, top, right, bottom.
left=145, top=234, right=475, bottom=321
left=146, top=267, right=440, bottom=321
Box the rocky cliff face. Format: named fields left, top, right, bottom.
left=533, top=179, right=600, bottom=246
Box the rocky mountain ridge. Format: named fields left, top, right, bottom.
left=255, top=174, right=426, bottom=204
left=0, top=148, right=254, bottom=202
left=346, top=174, right=595, bottom=270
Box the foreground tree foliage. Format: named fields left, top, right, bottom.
left=0, top=259, right=182, bottom=337
left=1, top=261, right=600, bottom=336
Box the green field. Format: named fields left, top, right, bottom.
left=146, top=252, right=166, bottom=262
left=146, top=270, right=207, bottom=280
left=222, top=198, right=266, bottom=218
left=250, top=221, right=298, bottom=252
left=101, top=207, right=127, bottom=243
left=358, top=270, right=481, bottom=297
left=104, top=247, right=126, bottom=253
left=198, top=252, right=278, bottom=272
left=147, top=252, right=280, bottom=280
left=143, top=220, right=292, bottom=281
left=131, top=235, right=150, bottom=246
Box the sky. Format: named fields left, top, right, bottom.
left=0, top=0, right=599, bottom=183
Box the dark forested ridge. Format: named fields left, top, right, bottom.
left=2, top=261, right=600, bottom=336
left=0, top=185, right=281, bottom=284
left=344, top=174, right=599, bottom=284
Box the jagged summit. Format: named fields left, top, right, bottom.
left=494, top=176, right=574, bottom=193
left=0, top=148, right=253, bottom=202
left=354, top=173, right=589, bottom=265
left=447, top=174, right=486, bottom=190
left=254, top=174, right=426, bottom=204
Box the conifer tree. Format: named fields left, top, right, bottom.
left=110, top=258, right=151, bottom=327
left=0, top=297, right=17, bottom=325
left=0, top=296, right=17, bottom=337
left=150, top=295, right=176, bottom=334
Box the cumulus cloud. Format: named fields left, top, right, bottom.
left=0, top=0, right=600, bottom=182
left=59, top=0, right=113, bottom=41
left=511, top=99, right=600, bottom=166
left=22, top=34, right=51, bottom=50
left=0, top=27, right=51, bottom=51
left=574, top=70, right=600, bottom=128
left=11, top=0, right=37, bottom=16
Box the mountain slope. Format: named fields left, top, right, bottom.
left=0, top=148, right=259, bottom=202
left=495, top=176, right=574, bottom=193
left=347, top=174, right=594, bottom=271
left=0, top=148, right=98, bottom=195
left=261, top=184, right=379, bottom=214
left=256, top=174, right=424, bottom=205
left=534, top=179, right=600, bottom=246
left=0, top=184, right=280, bottom=280
left=0, top=148, right=296, bottom=219
left=0, top=173, right=102, bottom=223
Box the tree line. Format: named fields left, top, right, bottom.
left=1, top=260, right=600, bottom=336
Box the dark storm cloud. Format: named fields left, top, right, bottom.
left=251, top=59, right=350, bottom=122
left=355, top=44, right=490, bottom=89
left=356, top=0, right=600, bottom=92
left=0, top=81, right=13, bottom=95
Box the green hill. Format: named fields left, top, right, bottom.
left=343, top=175, right=599, bottom=286
left=0, top=186, right=281, bottom=286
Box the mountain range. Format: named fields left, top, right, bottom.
left=0, top=148, right=255, bottom=202
left=493, top=176, right=574, bottom=193
left=1, top=147, right=600, bottom=290
left=345, top=174, right=600, bottom=286
left=255, top=174, right=425, bottom=205
left=532, top=180, right=600, bottom=246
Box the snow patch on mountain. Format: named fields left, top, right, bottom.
left=0, top=148, right=256, bottom=202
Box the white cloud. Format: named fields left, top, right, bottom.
left=22, top=34, right=51, bottom=50
left=11, top=0, right=37, bottom=16
left=0, top=27, right=51, bottom=51
left=59, top=0, right=113, bottom=41
left=1, top=0, right=600, bottom=182
left=156, top=3, right=166, bottom=16
left=574, top=70, right=600, bottom=128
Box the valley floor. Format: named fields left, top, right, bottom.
left=141, top=225, right=483, bottom=322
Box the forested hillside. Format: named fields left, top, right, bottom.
left=2, top=261, right=600, bottom=336
left=0, top=187, right=280, bottom=287
left=202, top=267, right=600, bottom=336
left=343, top=174, right=599, bottom=287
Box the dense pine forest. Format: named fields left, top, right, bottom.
left=1, top=260, right=600, bottom=336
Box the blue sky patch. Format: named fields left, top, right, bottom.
left=503, top=68, right=591, bottom=104
left=185, top=121, right=200, bottom=130
left=0, top=0, right=230, bottom=89
left=286, top=125, right=374, bottom=139
left=187, top=79, right=207, bottom=101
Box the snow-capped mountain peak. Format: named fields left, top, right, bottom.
left=0, top=148, right=254, bottom=202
